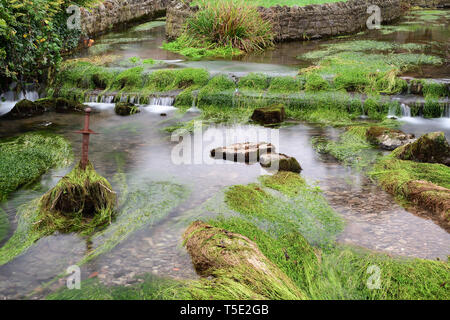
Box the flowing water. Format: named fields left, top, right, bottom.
left=0, top=10, right=449, bottom=299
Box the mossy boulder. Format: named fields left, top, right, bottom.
left=40, top=161, right=116, bottom=219
left=392, top=132, right=450, bottom=166
left=183, top=221, right=305, bottom=300
left=260, top=153, right=302, bottom=173
left=4, top=98, right=85, bottom=119
left=251, top=104, right=286, bottom=125
left=51, top=98, right=85, bottom=113
left=5, top=99, right=46, bottom=118
left=114, top=102, right=140, bottom=116
left=366, top=126, right=416, bottom=151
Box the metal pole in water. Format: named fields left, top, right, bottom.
left=75, top=107, right=98, bottom=170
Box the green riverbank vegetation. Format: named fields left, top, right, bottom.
left=0, top=0, right=99, bottom=88
left=47, top=172, right=449, bottom=300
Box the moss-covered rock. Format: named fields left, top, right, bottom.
left=39, top=161, right=116, bottom=219
left=260, top=153, right=302, bottom=173
left=406, top=180, right=449, bottom=229
left=183, top=221, right=306, bottom=300
left=251, top=104, right=286, bottom=124
left=114, top=102, right=140, bottom=116
left=5, top=99, right=46, bottom=118
left=366, top=126, right=416, bottom=151
left=52, top=98, right=85, bottom=113
left=392, top=132, right=450, bottom=166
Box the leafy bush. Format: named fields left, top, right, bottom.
left=0, top=0, right=91, bottom=85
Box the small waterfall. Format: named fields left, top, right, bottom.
left=387, top=105, right=397, bottom=118
left=400, top=103, right=411, bottom=117
left=232, top=88, right=239, bottom=108
left=444, top=105, right=450, bottom=118
left=150, top=97, right=174, bottom=106
left=100, top=95, right=115, bottom=103
left=144, top=96, right=176, bottom=113
left=187, top=96, right=200, bottom=113
left=0, top=90, right=39, bottom=116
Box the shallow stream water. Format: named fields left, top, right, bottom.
left=0, top=10, right=449, bottom=299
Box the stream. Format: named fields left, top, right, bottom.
left=0, top=10, right=449, bottom=299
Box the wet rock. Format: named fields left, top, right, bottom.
left=260, top=153, right=302, bottom=173
left=4, top=99, right=45, bottom=118
left=393, top=132, right=450, bottom=166
left=51, top=98, right=85, bottom=113
left=210, top=142, right=275, bottom=163
left=366, top=126, right=416, bottom=151
left=114, top=102, right=140, bottom=116
left=251, top=104, right=285, bottom=125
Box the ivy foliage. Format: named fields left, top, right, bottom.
left=0, top=0, right=91, bottom=84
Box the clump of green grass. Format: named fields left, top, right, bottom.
left=268, top=76, right=302, bottom=92
left=0, top=133, right=73, bottom=201
left=162, top=34, right=242, bottom=60
left=238, top=73, right=270, bottom=90
left=163, top=0, right=274, bottom=59
left=146, top=68, right=209, bottom=92
left=422, top=80, right=449, bottom=98
left=111, top=66, right=145, bottom=91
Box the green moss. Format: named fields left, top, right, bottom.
left=111, top=67, right=144, bottom=91
left=299, top=48, right=442, bottom=94
left=268, top=76, right=302, bottom=92
left=146, top=68, right=209, bottom=92
left=371, top=156, right=450, bottom=196
left=0, top=133, right=73, bottom=201
left=304, top=74, right=330, bottom=92
left=238, top=73, right=270, bottom=90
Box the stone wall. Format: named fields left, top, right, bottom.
left=81, top=0, right=175, bottom=36
left=166, top=0, right=404, bottom=41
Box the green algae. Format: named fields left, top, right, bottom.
left=0, top=133, right=73, bottom=201
left=0, top=174, right=189, bottom=267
